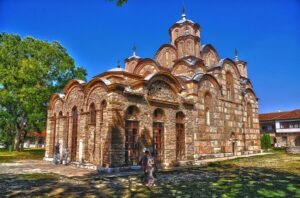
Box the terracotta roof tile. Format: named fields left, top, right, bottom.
left=259, top=109, right=300, bottom=121
left=27, top=131, right=46, bottom=138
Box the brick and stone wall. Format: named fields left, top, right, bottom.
left=45, top=15, right=261, bottom=167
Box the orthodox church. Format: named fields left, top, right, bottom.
left=45, top=9, right=261, bottom=168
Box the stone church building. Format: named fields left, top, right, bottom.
left=45, top=11, right=261, bottom=168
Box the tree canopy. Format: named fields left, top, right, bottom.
left=109, top=0, right=128, bottom=6
left=0, top=33, right=87, bottom=150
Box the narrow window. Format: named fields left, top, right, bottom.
left=90, top=103, right=96, bottom=125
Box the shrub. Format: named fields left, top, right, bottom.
left=261, top=133, right=272, bottom=150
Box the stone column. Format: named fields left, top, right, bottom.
left=45, top=110, right=52, bottom=158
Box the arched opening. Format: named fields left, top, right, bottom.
left=226, top=72, right=234, bottom=101
left=153, top=108, right=165, bottom=162
left=71, top=106, right=78, bottom=161
left=125, top=105, right=140, bottom=165
left=295, top=136, right=300, bottom=146
left=204, top=92, right=212, bottom=126
left=176, top=112, right=185, bottom=160
left=247, top=103, right=253, bottom=128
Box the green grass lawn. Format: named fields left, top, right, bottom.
left=0, top=148, right=45, bottom=163
left=0, top=149, right=299, bottom=197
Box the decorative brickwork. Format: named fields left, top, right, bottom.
left=45, top=13, right=260, bottom=167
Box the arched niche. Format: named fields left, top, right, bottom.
left=198, top=74, right=222, bottom=97
left=155, top=44, right=177, bottom=68
left=147, top=80, right=178, bottom=103
left=172, top=63, right=194, bottom=77
left=221, top=58, right=241, bottom=79
left=201, top=44, right=219, bottom=67
left=64, top=83, right=85, bottom=113
left=133, top=59, right=160, bottom=76
left=85, top=84, right=107, bottom=111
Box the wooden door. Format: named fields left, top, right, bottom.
left=125, top=121, right=139, bottom=165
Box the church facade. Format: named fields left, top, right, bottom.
left=45, top=11, right=261, bottom=167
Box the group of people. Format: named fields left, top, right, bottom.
left=53, top=143, right=70, bottom=165
left=140, top=150, right=157, bottom=187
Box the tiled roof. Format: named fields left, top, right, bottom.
left=259, top=109, right=300, bottom=121
left=27, top=131, right=46, bottom=138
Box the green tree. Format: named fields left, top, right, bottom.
left=0, top=33, right=87, bottom=150
left=261, top=133, right=272, bottom=150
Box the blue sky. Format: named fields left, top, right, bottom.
left=1, top=0, right=299, bottom=113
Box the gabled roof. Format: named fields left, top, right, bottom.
left=259, top=109, right=300, bottom=121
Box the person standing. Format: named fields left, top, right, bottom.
left=63, top=147, right=70, bottom=165
left=145, top=152, right=156, bottom=187
left=53, top=143, right=60, bottom=165
left=140, top=150, right=149, bottom=184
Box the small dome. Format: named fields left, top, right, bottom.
left=108, top=67, right=127, bottom=72
left=176, top=18, right=194, bottom=24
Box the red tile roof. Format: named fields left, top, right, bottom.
left=27, top=131, right=46, bottom=138
left=259, top=109, right=300, bottom=121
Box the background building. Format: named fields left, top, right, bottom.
left=23, top=132, right=46, bottom=148
left=45, top=10, right=260, bottom=167
left=259, top=109, right=300, bottom=147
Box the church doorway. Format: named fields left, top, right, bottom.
left=176, top=112, right=185, bottom=160
left=71, top=106, right=78, bottom=161
left=153, top=108, right=165, bottom=162
left=125, top=106, right=140, bottom=165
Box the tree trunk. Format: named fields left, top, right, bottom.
left=14, top=132, right=21, bottom=151
left=14, top=125, right=27, bottom=151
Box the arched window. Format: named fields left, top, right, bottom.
left=165, top=51, right=169, bottom=66
left=89, top=103, right=96, bottom=125
left=247, top=103, right=253, bottom=128
left=226, top=72, right=234, bottom=101
left=204, top=92, right=212, bottom=126
left=125, top=105, right=139, bottom=165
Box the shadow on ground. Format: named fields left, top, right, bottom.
left=0, top=163, right=299, bottom=198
